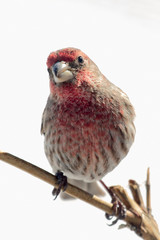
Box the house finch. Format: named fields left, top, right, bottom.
left=41, top=47, right=135, bottom=198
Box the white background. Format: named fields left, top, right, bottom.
left=0, top=0, right=160, bottom=239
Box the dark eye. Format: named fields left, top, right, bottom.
left=77, top=56, right=84, bottom=64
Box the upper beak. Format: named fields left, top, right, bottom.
left=51, top=61, right=73, bottom=83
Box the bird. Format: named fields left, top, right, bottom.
left=41, top=47, right=135, bottom=198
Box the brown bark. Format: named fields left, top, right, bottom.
left=0, top=151, right=160, bottom=239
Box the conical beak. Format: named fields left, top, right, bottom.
left=52, top=62, right=74, bottom=83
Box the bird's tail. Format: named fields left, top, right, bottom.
left=60, top=179, right=105, bottom=200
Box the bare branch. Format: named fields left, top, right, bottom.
left=129, top=180, right=146, bottom=212
left=0, top=151, right=121, bottom=216
left=146, top=168, right=151, bottom=214
left=0, top=151, right=160, bottom=240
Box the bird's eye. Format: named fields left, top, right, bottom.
left=77, top=56, right=84, bottom=64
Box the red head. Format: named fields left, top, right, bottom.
left=47, top=47, right=88, bottom=68
left=46, top=47, right=102, bottom=100
left=47, top=47, right=100, bottom=84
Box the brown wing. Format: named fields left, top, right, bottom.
left=40, top=108, right=46, bottom=135
left=41, top=96, right=55, bottom=135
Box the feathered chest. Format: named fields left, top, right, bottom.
left=42, top=92, right=134, bottom=180
left=49, top=94, right=123, bottom=132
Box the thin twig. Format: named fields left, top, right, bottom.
left=146, top=168, right=151, bottom=214
left=129, top=180, right=146, bottom=211
left=0, top=151, right=137, bottom=224
left=1, top=151, right=160, bottom=240
left=110, top=185, right=143, bottom=215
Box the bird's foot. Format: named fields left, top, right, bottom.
left=105, top=194, right=126, bottom=226
left=100, top=180, right=126, bottom=225
left=52, top=171, right=68, bottom=200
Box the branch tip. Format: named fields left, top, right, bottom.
left=0, top=152, right=160, bottom=240
left=146, top=167, right=151, bottom=214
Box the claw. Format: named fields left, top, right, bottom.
left=105, top=195, right=126, bottom=225
left=105, top=213, right=120, bottom=226
left=100, top=180, right=126, bottom=225
left=105, top=213, right=113, bottom=220
left=52, top=171, right=68, bottom=199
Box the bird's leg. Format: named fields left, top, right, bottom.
left=99, top=180, right=126, bottom=225
left=52, top=171, right=68, bottom=199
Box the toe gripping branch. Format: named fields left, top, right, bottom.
left=52, top=171, right=68, bottom=199
left=100, top=170, right=160, bottom=240
left=100, top=180, right=126, bottom=226
left=105, top=193, right=126, bottom=226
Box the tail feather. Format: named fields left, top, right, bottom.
left=60, top=179, right=105, bottom=200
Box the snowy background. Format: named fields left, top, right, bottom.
left=0, top=0, right=160, bottom=239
